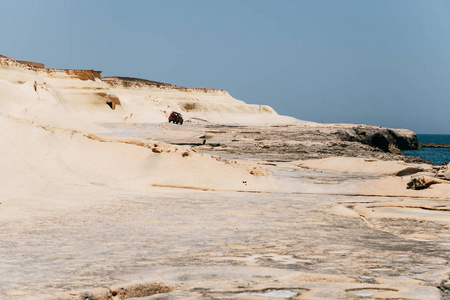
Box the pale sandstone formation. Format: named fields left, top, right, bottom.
left=0, top=56, right=449, bottom=299
left=0, top=55, right=299, bottom=130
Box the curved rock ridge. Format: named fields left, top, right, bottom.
left=102, top=76, right=173, bottom=88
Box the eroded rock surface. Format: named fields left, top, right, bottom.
left=132, top=123, right=424, bottom=163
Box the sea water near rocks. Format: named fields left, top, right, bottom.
left=403, top=134, right=450, bottom=165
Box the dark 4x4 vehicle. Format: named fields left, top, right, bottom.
left=168, top=111, right=183, bottom=125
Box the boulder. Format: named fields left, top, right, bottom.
left=437, top=165, right=450, bottom=180
left=443, top=169, right=450, bottom=180
left=407, top=176, right=440, bottom=190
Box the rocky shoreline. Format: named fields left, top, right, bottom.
left=420, top=143, right=450, bottom=148
left=1, top=54, right=449, bottom=300
left=142, top=123, right=425, bottom=164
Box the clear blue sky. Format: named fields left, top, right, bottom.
left=1, top=0, right=450, bottom=133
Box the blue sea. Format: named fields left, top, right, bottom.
left=402, top=134, right=450, bottom=165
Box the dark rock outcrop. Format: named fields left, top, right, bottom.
left=336, top=126, right=418, bottom=154
left=396, top=167, right=424, bottom=177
